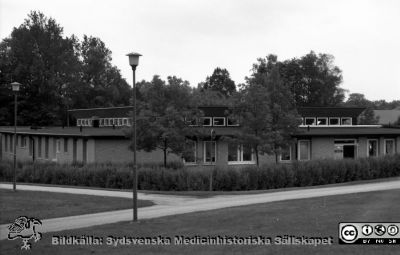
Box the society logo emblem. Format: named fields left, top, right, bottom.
left=340, top=225, right=358, bottom=243
left=361, top=225, right=373, bottom=236
left=387, top=225, right=399, bottom=236
left=7, top=216, right=42, bottom=250
left=374, top=225, right=386, bottom=236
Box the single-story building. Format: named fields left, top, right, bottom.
left=1, top=106, right=399, bottom=166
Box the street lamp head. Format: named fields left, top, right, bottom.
left=11, top=82, right=21, bottom=92
left=126, top=52, right=142, bottom=67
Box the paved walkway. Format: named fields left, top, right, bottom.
left=1, top=180, right=400, bottom=240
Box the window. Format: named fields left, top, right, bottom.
left=329, top=117, right=340, bottom=126
left=64, top=138, right=68, bottom=153
left=104, top=118, right=109, bottom=126
left=341, top=117, right=352, bottom=125
left=38, top=137, right=42, bottom=158
left=317, top=117, right=328, bottom=126
left=228, top=143, right=254, bottom=163
left=227, top=117, right=239, bottom=126
left=5, top=134, right=8, bottom=152
left=114, top=118, right=118, bottom=126
left=384, top=139, right=395, bottom=155
left=52, top=138, right=56, bottom=157
left=304, top=117, right=316, bottom=126
left=242, top=144, right=253, bottom=161
left=77, top=119, right=81, bottom=126
left=213, top=117, right=225, bottom=126
left=20, top=136, right=27, bottom=148
left=29, top=138, right=33, bottom=156
left=56, top=139, right=61, bottom=153
left=83, top=139, right=87, bottom=163
left=201, top=117, right=212, bottom=126
left=10, top=135, right=13, bottom=151
left=123, top=118, right=128, bottom=126
left=73, top=139, right=77, bottom=162
left=100, top=119, right=104, bottom=127
left=185, top=117, right=198, bottom=126
left=204, top=141, right=216, bottom=163
left=45, top=137, right=49, bottom=159
left=368, top=140, right=378, bottom=157
left=298, top=140, right=310, bottom=161
left=280, top=146, right=291, bottom=162
left=183, top=140, right=196, bottom=164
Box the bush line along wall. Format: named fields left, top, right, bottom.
left=1, top=155, right=399, bottom=191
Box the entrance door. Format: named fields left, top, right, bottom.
left=334, top=139, right=357, bottom=159
left=343, top=145, right=355, bottom=158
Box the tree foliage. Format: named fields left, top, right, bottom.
left=279, top=51, right=345, bottom=106
left=131, top=75, right=197, bottom=167
left=0, top=11, right=131, bottom=126
left=200, top=67, right=236, bottom=97
left=231, top=56, right=300, bottom=165
left=342, top=93, right=379, bottom=124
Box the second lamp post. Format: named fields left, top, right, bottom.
left=127, top=52, right=142, bottom=222
left=11, top=82, right=21, bottom=192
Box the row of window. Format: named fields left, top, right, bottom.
left=77, top=116, right=354, bottom=128
left=77, top=118, right=132, bottom=127
left=183, top=141, right=255, bottom=164
left=182, top=138, right=397, bottom=164
left=3, top=135, right=78, bottom=160
left=4, top=135, right=29, bottom=153
left=186, top=117, right=239, bottom=127
left=301, top=117, right=352, bottom=126
left=77, top=117, right=240, bottom=127
left=293, top=139, right=396, bottom=161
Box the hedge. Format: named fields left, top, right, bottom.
left=0, top=155, right=399, bottom=191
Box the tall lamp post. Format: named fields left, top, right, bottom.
left=127, top=52, right=141, bottom=222
left=11, top=82, right=21, bottom=192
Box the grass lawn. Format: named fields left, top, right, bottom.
left=1, top=189, right=399, bottom=255
left=0, top=189, right=153, bottom=224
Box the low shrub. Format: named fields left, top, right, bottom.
left=0, top=154, right=399, bottom=191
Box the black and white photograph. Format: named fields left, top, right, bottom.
left=0, top=0, right=399, bottom=254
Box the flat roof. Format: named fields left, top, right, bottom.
left=68, top=107, right=133, bottom=119
left=1, top=126, right=399, bottom=138
left=295, top=126, right=400, bottom=137
left=0, top=126, right=128, bottom=138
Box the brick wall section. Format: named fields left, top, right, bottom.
left=94, top=139, right=180, bottom=164
left=379, top=137, right=385, bottom=156
left=311, top=137, right=335, bottom=160
left=358, top=137, right=368, bottom=158
left=87, top=139, right=95, bottom=163
left=216, top=141, right=228, bottom=166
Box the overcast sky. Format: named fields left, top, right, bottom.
left=1, top=0, right=399, bottom=101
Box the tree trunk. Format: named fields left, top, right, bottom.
left=255, top=147, right=259, bottom=167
